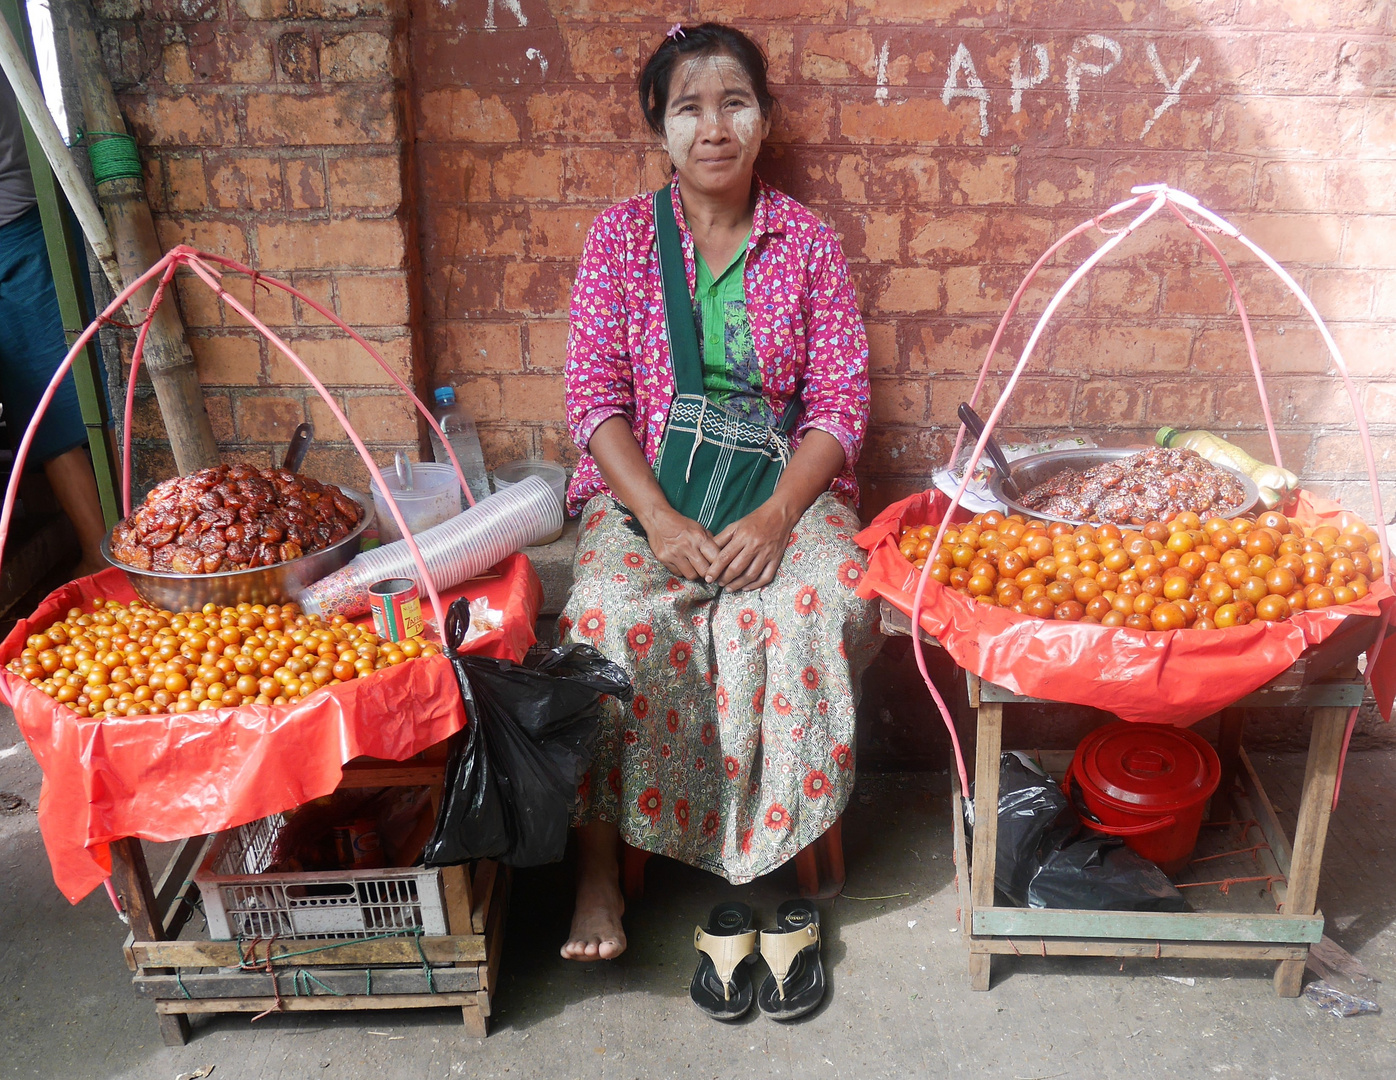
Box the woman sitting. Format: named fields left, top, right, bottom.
left=559, top=22, right=880, bottom=962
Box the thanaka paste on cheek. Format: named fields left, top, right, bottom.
left=731, top=106, right=763, bottom=152
left=664, top=114, right=698, bottom=168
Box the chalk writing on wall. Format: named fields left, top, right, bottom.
left=888, top=36, right=1203, bottom=140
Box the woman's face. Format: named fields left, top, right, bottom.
left=661, top=52, right=769, bottom=196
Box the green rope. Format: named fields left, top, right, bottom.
left=74, top=129, right=143, bottom=184
left=413, top=928, right=436, bottom=994
left=293, top=969, right=343, bottom=997
left=174, top=969, right=192, bottom=999
left=365, top=968, right=373, bottom=996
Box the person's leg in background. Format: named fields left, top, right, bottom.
left=43, top=444, right=106, bottom=576
left=0, top=206, right=108, bottom=578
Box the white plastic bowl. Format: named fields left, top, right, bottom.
left=492, top=460, right=567, bottom=544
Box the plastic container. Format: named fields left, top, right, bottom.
left=370, top=461, right=461, bottom=545
left=430, top=387, right=491, bottom=507
left=492, top=459, right=568, bottom=544
left=299, top=474, right=564, bottom=618
left=1063, top=722, right=1221, bottom=875
left=194, top=812, right=448, bottom=940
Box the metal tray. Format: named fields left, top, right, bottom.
left=101, top=487, right=373, bottom=612
left=987, top=447, right=1262, bottom=525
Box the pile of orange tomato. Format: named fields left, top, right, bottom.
left=897, top=510, right=1384, bottom=630
left=6, top=598, right=438, bottom=716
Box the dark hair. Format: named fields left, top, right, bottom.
left=638, top=23, right=776, bottom=137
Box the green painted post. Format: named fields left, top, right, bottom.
left=1, top=0, right=120, bottom=527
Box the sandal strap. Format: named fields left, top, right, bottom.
left=760, top=924, right=819, bottom=1000
left=694, top=927, right=757, bottom=1001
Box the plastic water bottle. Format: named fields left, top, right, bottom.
left=429, top=386, right=491, bottom=506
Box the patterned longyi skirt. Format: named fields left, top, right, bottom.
left=560, top=491, right=882, bottom=884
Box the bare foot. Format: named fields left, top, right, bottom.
left=560, top=874, right=626, bottom=960
left=561, top=821, right=627, bottom=960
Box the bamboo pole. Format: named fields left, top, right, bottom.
left=0, top=9, right=120, bottom=292
left=61, top=0, right=220, bottom=474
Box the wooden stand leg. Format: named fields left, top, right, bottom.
left=1274, top=705, right=1348, bottom=998
left=969, top=949, right=992, bottom=992
left=110, top=838, right=192, bottom=1046
left=967, top=701, right=1003, bottom=991
left=460, top=1002, right=489, bottom=1038
left=1215, top=709, right=1246, bottom=818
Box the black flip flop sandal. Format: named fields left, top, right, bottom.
left=690, top=902, right=759, bottom=1020
left=757, top=899, right=824, bottom=1021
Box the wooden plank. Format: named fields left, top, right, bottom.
left=876, top=600, right=942, bottom=647
left=972, top=906, right=1323, bottom=944
left=1232, top=682, right=1366, bottom=708
left=471, top=860, right=500, bottom=935
left=155, top=993, right=482, bottom=1015
left=461, top=998, right=489, bottom=1037
left=133, top=934, right=486, bottom=968
left=336, top=762, right=448, bottom=788
left=977, top=682, right=1055, bottom=704
left=134, top=966, right=481, bottom=1000
left=966, top=671, right=980, bottom=710
left=1238, top=747, right=1295, bottom=879
left=1276, top=705, right=1346, bottom=997
left=950, top=765, right=971, bottom=935
left=109, top=839, right=192, bottom=1046
left=1228, top=785, right=1291, bottom=912
left=153, top=835, right=208, bottom=917
left=968, top=700, right=1002, bottom=991
left=970, top=938, right=1308, bottom=960
left=969, top=702, right=1003, bottom=916
left=441, top=863, right=475, bottom=938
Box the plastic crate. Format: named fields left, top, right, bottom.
left=194, top=813, right=449, bottom=941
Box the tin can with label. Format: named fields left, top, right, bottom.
left=368, top=577, right=423, bottom=641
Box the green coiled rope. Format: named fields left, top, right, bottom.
left=75, top=129, right=144, bottom=184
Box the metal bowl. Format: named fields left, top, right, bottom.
left=101, top=487, right=374, bottom=612
left=987, top=447, right=1262, bottom=526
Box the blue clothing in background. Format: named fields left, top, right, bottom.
left=0, top=205, right=87, bottom=464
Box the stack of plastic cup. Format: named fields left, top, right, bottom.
left=298, top=474, right=564, bottom=618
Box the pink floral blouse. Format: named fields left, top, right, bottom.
left=564, top=178, right=870, bottom=516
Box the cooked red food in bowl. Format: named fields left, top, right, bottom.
left=1019, top=448, right=1249, bottom=525
left=110, top=464, right=365, bottom=574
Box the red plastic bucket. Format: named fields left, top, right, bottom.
left=1064, top=722, right=1221, bottom=875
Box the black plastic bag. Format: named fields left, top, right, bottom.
left=1027, top=834, right=1186, bottom=911
left=968, top=752, right=1070, bottom=906
left=424, top=598, right=632, bottom=868
left=969, top=751, right=1184, bottom=912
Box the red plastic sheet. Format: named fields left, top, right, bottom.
left=0, top=554, right=542, bottom=903
left=856, top=489, right=1395, bottom=727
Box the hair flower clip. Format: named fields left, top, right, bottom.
left=666, top=23, right=685, bottom=40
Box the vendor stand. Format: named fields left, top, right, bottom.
left=0, top=250, right=554, bottom=1043
left=858, top=186, right=1396, bottom=995
left=878, top=600, right=1389, bottom=994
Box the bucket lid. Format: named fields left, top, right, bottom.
left=1074, top=722, right=1220, bottom=810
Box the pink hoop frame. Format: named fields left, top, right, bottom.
left=0, top=245, right=484, bottom=638
left=913, top=185, right=1393, bottom=803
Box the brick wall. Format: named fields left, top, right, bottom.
left=100, top=0, right=1395, bottom=525
left=96, top=0, right=423, bottom=493
left=410, top=0, right=1396, bottom=523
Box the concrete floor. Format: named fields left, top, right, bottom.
left=2, top=700, right=1394, bottom=1080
